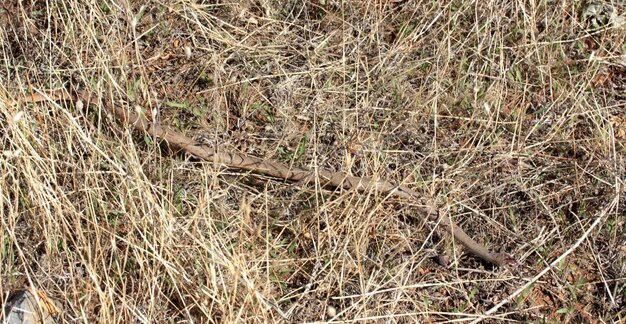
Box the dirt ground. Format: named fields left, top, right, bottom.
left=1, top=1, right=625, bottom=322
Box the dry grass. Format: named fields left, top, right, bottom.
left=1, top=0, right=625, bottom=322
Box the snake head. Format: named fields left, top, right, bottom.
left=495, top=253, right=518, bottom=267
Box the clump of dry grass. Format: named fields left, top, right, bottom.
left=1, top=1, right=625, bottom=322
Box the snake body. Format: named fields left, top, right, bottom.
left=12, top=89, right=516, bottom=267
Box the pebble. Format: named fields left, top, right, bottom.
left=327, top=305, right=337, bottom=318
left=3, top=289, right=58, bottom=324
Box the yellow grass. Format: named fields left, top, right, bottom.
left=1, top=1, right=625, bottom=322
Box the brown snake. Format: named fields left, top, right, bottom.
left=11, top=89, right=516, bottom=267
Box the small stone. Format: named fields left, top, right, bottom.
left=327, top=305, right=337, bottom=318
left=2, top=289, right=58, bottom=324
left=11, top=111, right=24, bottom=123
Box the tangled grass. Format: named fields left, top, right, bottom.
left=1, top=1, right=625, bottom=322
